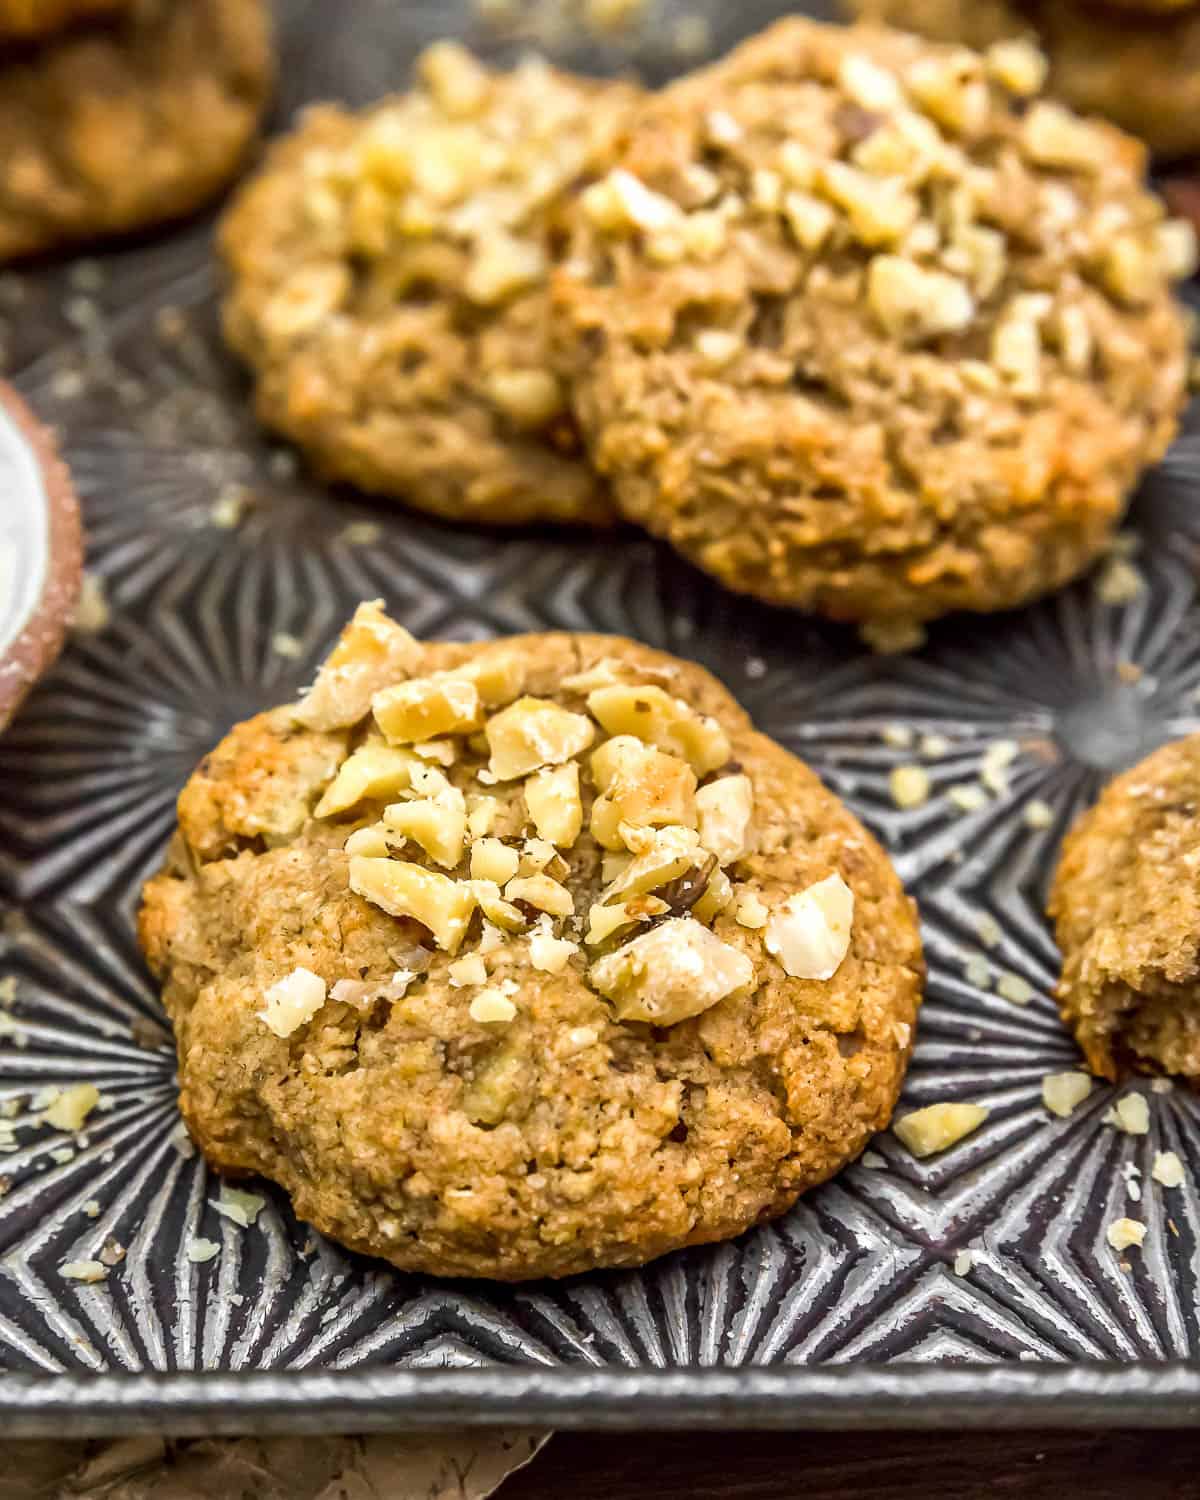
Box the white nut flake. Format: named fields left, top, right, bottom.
left=764, top=874, right=854, bottom=981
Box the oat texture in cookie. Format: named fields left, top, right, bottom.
left=555, top=18, right=1192, bottom=626
left=139, top=602, right=924, bottom=1281
left=1050, top=733, right=1200, bottom=1082
left=220, top=43, right=637, bottom=527
left=0, top=0, right=129, bottom=40
left=849, top=0, right=1200, bottom=159
left=0, top=0, right=273, bottom=262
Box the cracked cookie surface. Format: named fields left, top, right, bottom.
left=554, top=17, right=1191, bottom=626
left=1051, top=734, right=1200, bottom=1082
left=220, top=43, right=635, bottom=527
left=139, top=605, right=923, bottom=1280
left=0, top=0, right=273, bottom=261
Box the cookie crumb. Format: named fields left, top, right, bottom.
left=1042, top=1072, right=1091, bottom=1118
left=1106, top=1217, right=1146, bottom=1252
left=1152, top=1150, right=1185, bottom=1189
left=889, top=764, right=930, bottom=809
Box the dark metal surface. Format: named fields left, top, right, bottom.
left=1, top=0, right=1200, bottom=1435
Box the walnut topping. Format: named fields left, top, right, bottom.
left=838, top=53, right=903, bottom=113
left=469, top=989, right=517, bottom=1024
left=383, top=769, right=467, bottom=869
left=464, top=233, right=547, bottom=306
left=586, top=684, right=730, bottom=775
left=486, top=368, right=565, bottom=427
left=448, top=953, right=488, bottom=988
left=1157, top=219, right=1199, bottom=282
left=505, top=872, right=574, bottom=917
left=734, top=886, right=769, bottom=928
left=258, top=967, right=327, bottom=1038
left=528, top=919, right=579, bottom=973
left=350, top=857, right=475, bottom=952
left=316, top=745, right=421, bottom=818
left=583, top=168, right=681, bottom=234
left=470, top=837, right=520, bottom=885
left=589, top=918, right=754, bottom=1025
left=470, top=879, right=527, bottom=931
left=818, top=162, right=918, bottom=248
left=985, top=38, right=1047, bottom=98
left=600, top=824, right=704, bottom=905
left=1021, top=102, right=1105, bottom=172
left=295, top=602, right=421, bottom=731
left=486, top=696, right=595, bottom=781
left=894, top=1101, right=988, bottom=1157
left=867, top=255, right=974, bottom=341
left=589, top=736, right=698, bottom=850
left=695, top=774, right=754, bottom=865
left=466, top=794, right=499, bottom=837
left=585, top=896, right=668, bottom=946
left=905, top=51, right=988, bottom=136
left=373, top=676, right=483, bottom=744
left=692, top=867, right=734, bottom=924
left=764, top=874, right=854, bottom=981
left=524, top=762, right=583, bottom=847
left=344, top=825, right=391, bottom=858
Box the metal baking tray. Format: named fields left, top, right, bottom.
left=3, top=0, right=1200, bottom=1437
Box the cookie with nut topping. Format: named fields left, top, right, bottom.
left=0, top=0, right=273, bottom=262
left=555, top=17, right=1192, bottom=627
left=1050, top=733, right=1200, bottom=1082
left=848, top=0, right=1200, bottom=159
left=219, top=43, right=637, bottom=527
left=139, top=603, right=923, bottom=1280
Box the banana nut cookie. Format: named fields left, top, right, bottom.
left=0, top=0, right=128, bottom=41
left=219, top=44, right=637, bottom=528
left=848, top=0, right=1200, bottom=159
left=139, top=603, right=924, bottom=1280
left=554, top=18, right=1193, bottom=627
left=0, top=0, right=273, bottom=262
left=1050, top=734, right=1200, bottom=1083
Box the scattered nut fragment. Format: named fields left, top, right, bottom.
left=894, top=1101, right=988, bottom=1158
left=43, top=1084, right=100, bottom=1133
left=60, top=1259, right=108, bottom=1283
left=470, top=838, right=520, bottom=885
left=296, top=602, right=421, bottom=731
left=590, top=918, right=754, bottom=1025
left=470, top=879, right=527, bottom=932
left=1152, top=1150, right=1185, bottom=1189
left=953, top=1249, right=975, bottom=1277
left=524, top=762, right=583, bottom=847
left=350, top=857, right=475, bottom=953
left=505, top=873, right=574, bottom=918
left=1094, top=558, right=1145, bottom=606
left=1042, top=1071, right=1092, bottom=1118
left=695, top=774, right=755, bottom=864
left=448, top=953, right=488, bottom=988
left=1021, top=102, right=1105, bottom=173
left=734, top=887, right=769, bottom=929
left=1106, top=1217, right=1146, bottom=1252
left=212, top=1185, right=266, bottom=1228
left=469, top=989, right=518, bottom=1024
left=466, top=794, right=500, bottom=837
left=344, top=826, right=391, bottom=857
left=868, top=256, right=974, bottom=342
left=186, top=1237, right=221, bottom=1264
left=486, top=696, right=595, bottom=780
left=764, top=874, right=855, bottom=981
left=1023, top=799, right=1054, bottom=830
left=996, top=972, right=1034, bottom=1007
left=373, top=676, right=482, bottom=744
left=890, top=765, right=930, bottom=809
left=1106, top=1093, right=1150, bottom=1136
left=985, top=38, right=1047, bottom=98
left=383, top=777, right=467, bottom=869
left=586, top=684, right=730, bottom=776
left=257, top=967, right=327, bottom=1038
left=528, top=921, right=579, bottom=974
left=590, top=736, right=697, bottom=849
left=601, top=824, right=703, bottom=904
left=585, top=896, right=667, bottom=946
left=316, top=745, right=420, bottom=817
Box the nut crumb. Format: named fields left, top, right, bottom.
left=996, top=972, right=1033, bottom=1007
left=889, top=765, right=930, bottom=809
left=860, top=1150, right=887, bottom=1170
left=1094, top=558, right=1145, bottom=606
left=60, top=1259, right=107, bottom=1283
left=73, top=573, right=110, bottom=635
left=1106, top=1217, right=1146, bottom=1252
left=1152, top=1150, right=1185, bottom=1189
left=272, top=631, right=303, bottom=659
left=1042, top=1071, right=1092, bottom=1118
left=894, top=1100, right=988, bottom=1158
left=953, top=1249, right=974, bottom=1277
left=186, top=1237, right=221, bottom=1264
left=1023, top=799, right=1054, bottom=829
left=1105, top=1093, right=1150, bottom=1136
left=859, top=620, right=926, bottom=655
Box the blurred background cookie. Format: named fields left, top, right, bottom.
left=1050, top=734, right=1200, bottom=1082
left=848, top=0, right=1200, bottom=159
left=555, top=17, right=1193, bottom=628
left=220, top=43, right=637, bottom=527
left=0, top=383, right=82, bottom=732
left=0, top=0, right=273, bottom=262
left=0, top=0, right=128, bottom=41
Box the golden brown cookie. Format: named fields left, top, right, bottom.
left=139, top=604, right=924, bottom=1280
left=849, top=0, right=1200, bottom=158
left=0, top=0, right=273, bottom=262
left=219, top=44, right=636, bottom=527
left=554, top=18, right=1192, bottom=627
left=0, top=0, right=128, bottom=41
left=1050, top=735, right=1200, bottom=1082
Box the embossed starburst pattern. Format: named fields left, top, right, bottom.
left=1, top=0, right=1200, bottom=1388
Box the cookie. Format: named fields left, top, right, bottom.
left=554, top=18, right=1192, bottom=627
left=219, top=45, right=636, bottom=528
left=139, top=604, right=924, bottom=1280
left=0, top=0, right=128, bottom=41
left=0, top=0, right=273, bottom=262
left=1050, top=735, right=1200, bottom=1082
left=848, top=0, right=1200, bottom=158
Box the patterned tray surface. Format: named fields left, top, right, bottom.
left=2, top=0, right=1200, bottom=1403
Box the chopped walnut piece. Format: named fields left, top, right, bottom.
left=257, top=967, right=327, bottom=1038
left=524, top=762, right=583, bottom=847
left=448, top=953, right=488, bottom=988
left=350, top=857, right=475, bottom=952
left=838, top=52, right=904, bottom=112
left=589, top=736, right=698, bottom=850
left=867, top=255, right=974, bottom=342
left=894, top=1101, right=988, bottom=1158
left=1107, top=1093, right=1150, bottom=1135
left=585, top=896, right=667, bottom=946
left=1021, top=102, right=1105, bottom=173
left=583, top=167, right=681, bottom=235
left=295, top=602, right=421, bottom=731
left=470, top=879, right=528, bottom=931
left=985, top=38, right=1047, bottom=98
left=590, top=918, right=754, bottom=1026
left=505, top=872, right=574, bottom=918
left=1153, top=1151, right=1185, bottom=1189
left=764, top=874, right=855, bottom=981
left=600, top=824, right=703, bottom=906
left=586, top=684, right=730, bottom=776
left=383, top=778, right=467, bottom=870
left=1107, top=1217, right=1146, bottom=1252
left=905, top=51, right=988, bottom=135
left=469, top=989, right=517, bottom=1024
left=465, top=233, right=547, bottom=306
left=316, top=745, right=422, bottom=818
left=734, top=886, right=769, bottom=929
left=486, top=696, right=595, bottom=781
left=528, top=920, right=580, bottom=974
left=373, top=676, right=482, bottom=744
left=43, top=1084, right=100, bottom=1133
left=470, top=837, right=520, bottom=885
left=818, top=161, right=918, bottom=248
left=466, top=794, right=499, bottom=837
left=692, top=867, right=734, bottom=924
left=486, top=368, right=565, bottom=428
left=344, top=825, right=391, bottom=858
left=695, top=774, right=754, bottom=864
left=1042, top=1071, right=1092, bottom=1118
